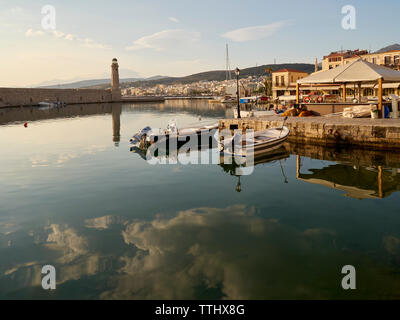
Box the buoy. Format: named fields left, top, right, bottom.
left=24, top=123, right=28, bottom=128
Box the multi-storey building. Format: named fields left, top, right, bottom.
left=322, top=50, right=368, bottom=70
left=272, top=69, right=308, bottom=99
left=320, top=48, right=400, bottom=98
left=322, top=49, right=400, bottom=71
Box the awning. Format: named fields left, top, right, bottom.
left=360, top=83, right=400, bottom=89
left=298, top=59, right=400, bottom=84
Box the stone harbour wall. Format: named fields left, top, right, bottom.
left=0, top=87, right=120, bottom=108
left=219, top=115, right=400, bottom=150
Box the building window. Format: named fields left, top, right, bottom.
left=383, top=88, right=395, bottom=95
left=384, top=56, right=392, bottom=65
left=363, top=88, right=374, bottom=96
left=280, top=76, right=285, bottom=86
left=372, top=57, right=376, bottom=64
left=275, top=76, right=279, bottom=86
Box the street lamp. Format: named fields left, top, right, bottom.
left=235, top=67, right=241, bottom=119
left=235, top=176, right=242, bottom=192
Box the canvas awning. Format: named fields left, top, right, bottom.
left=298, top=59, right=400, bottom=84
left=360, top=82, right=400, bottom=89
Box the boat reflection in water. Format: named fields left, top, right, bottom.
left=130, top=135, right=291, bottom=193
left=219, top=146, right=290, bottom=192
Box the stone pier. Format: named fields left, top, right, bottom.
left=0, top=58, right=122, bottom=108
left=219, top=115, right=400, bottom=150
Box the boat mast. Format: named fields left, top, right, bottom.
left=226, top=44, right=232, bottom=81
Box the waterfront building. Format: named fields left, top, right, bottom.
left=297, top=58, right=400, bottom=115
left=322, top=50, right=369, bottom=70
left=322, top=49, right=400, bottom=72
left=271, top=69, right=308, bottom=99
left=320, top=50, right=400, bottom=97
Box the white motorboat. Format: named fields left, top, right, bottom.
left=130, top=120, right=219, bottom=149
left=220, top=126, right=290, bottom=158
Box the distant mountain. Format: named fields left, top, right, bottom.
left=375, top=43, right=400, bottom=53
left=86, top=63, right=315, bottom=90
left=38, top=75, right=169, bottom=89
left=146, top=75, right=168, bottom=81
left=38, top=78, right=142, bottom=89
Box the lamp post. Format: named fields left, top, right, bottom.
left=235, top=67, right=241, bottom=119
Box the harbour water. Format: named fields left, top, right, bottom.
left=1, top=100, right=400, bottom=299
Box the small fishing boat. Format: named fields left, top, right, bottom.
left=130, top=120, right=219, bottom=150
left=220, top=126, right=290, bottom=158
left=38, top=101, right=67, bottom=108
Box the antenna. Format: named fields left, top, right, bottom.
left=226, top=44, right=232, bottom=81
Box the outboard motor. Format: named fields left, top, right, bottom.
left=130, top=126, right=152, bottom=145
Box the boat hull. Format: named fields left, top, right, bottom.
left=222, top=126, right=290, bottom=158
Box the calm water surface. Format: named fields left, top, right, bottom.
left=1, top=100, right=400, bottom=299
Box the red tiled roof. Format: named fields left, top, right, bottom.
left=324, top=52, right=346, bottom=59
left=273, top=68, right=308, bottom=73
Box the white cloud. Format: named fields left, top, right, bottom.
left=24, top=28, right=111, bottom=49
left=52, top=30, right=65, bottom=38
left=221, top=21, right=290, bottom=42
left=126, top=29, right=200, bottom=51
left=65, top=34, right=75, bottom=41
left=168, top=17, right=180, bottom=23
left=25, top=28, right=44, bottom=37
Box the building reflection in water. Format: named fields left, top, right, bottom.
left=296, top=154, right=400, bottom=199
left=112, top=104, right=121, bottom=146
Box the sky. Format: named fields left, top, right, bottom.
left=1, top=0, right=400, bottom=87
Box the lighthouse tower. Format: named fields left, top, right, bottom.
left=111, top=58, right=121, bottom=100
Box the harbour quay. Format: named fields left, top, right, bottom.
left=219, top=115, right=400, bottom=150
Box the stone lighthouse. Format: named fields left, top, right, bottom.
left=111, top=58, right=121, bottom=101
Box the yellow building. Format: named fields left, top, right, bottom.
left=344, top=50, right=400, bottom=71
left=272, top=69, right=308, bottom=99
left=322, top=49, right=400, bottom=71
left=322, top=50, right=368, bottom=70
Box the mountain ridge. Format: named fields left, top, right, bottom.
left=375, top=43, right=400, bottom=53
left=86, top=63, right=316, bottom=90
left=37, top=76, right=168, bottom=89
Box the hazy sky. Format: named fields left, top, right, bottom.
left=1, top=0, right=399, bottom=87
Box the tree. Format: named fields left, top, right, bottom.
left=264, top=67, right=273, bottom=97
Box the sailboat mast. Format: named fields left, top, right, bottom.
left=226, top=44, right=232, bottom=81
